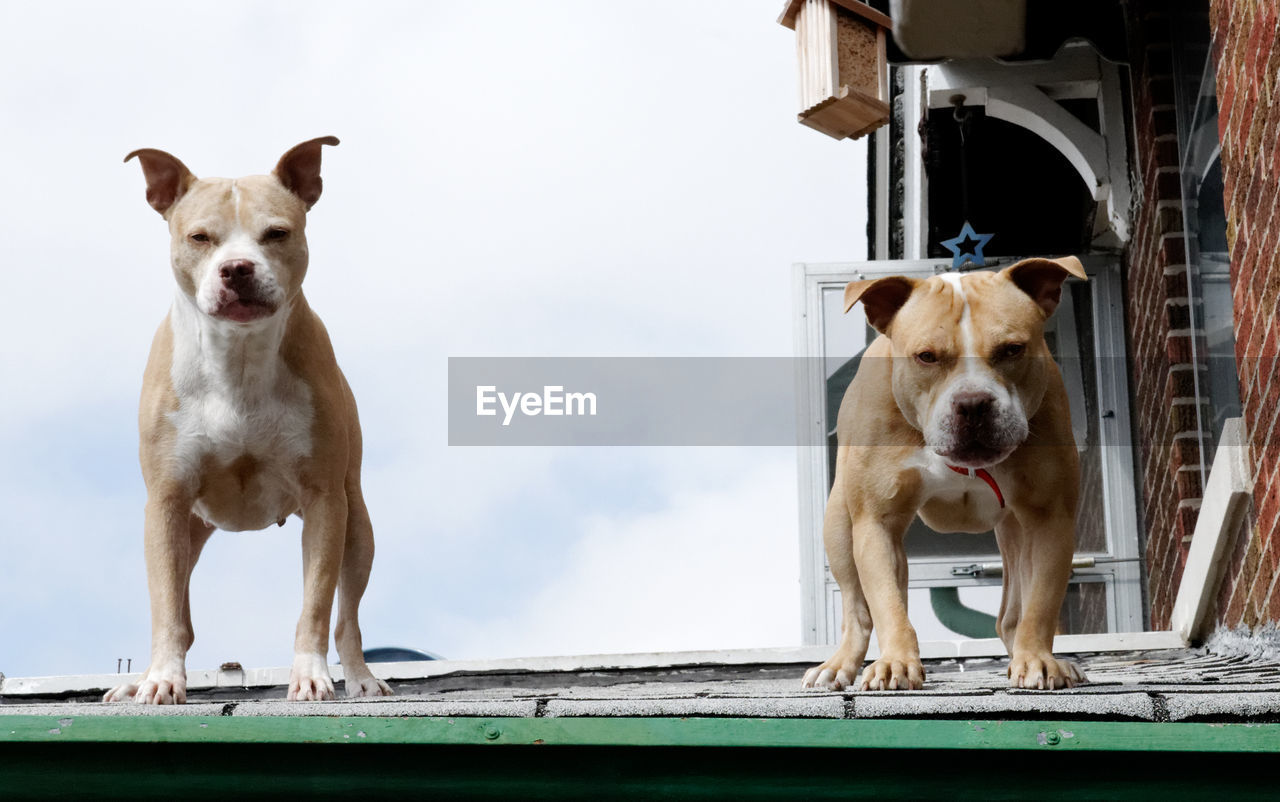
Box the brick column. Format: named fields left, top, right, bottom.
left=1209, top=0, right=1280, bottom=629
left=1125, top=2, right=1210, bottom=628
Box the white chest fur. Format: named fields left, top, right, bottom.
left=904, top=448, right=1006, bottom=531
left=167, top=295, right=313, bottom=530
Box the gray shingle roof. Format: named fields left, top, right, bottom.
left=6, top=644, right=1280, bottom=723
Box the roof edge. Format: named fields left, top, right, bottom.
left=1, top=632, right=1186, bottom=698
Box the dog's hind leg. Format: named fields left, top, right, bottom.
left=334, top=485, right=393, bottom=697
left=802, top=472, right=873, bottom=690
left=179, top=517, right=215, bottom=655
left=999, top=509, right=1085, bottom=689
left=288, top=489, right=348, bottom=702
left=994, top=514, right=1024, bottom=657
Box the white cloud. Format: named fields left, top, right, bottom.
left=445, top=451, right=800, bottom=659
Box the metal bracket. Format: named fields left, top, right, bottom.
left=952, top=556, right=1104, bottom=579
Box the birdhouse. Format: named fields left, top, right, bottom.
left=778, top=0, right=891, bottom=141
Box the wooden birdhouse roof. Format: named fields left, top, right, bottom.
left=778, top=0, right=892, bottom=31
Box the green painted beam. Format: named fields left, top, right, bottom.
left=4, top=733, right=1280, bottom=800
left=3, top=715, right=1280, bottom=753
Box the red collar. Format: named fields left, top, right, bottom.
left=948, top=465, right=1005, bottom=508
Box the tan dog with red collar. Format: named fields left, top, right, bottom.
left=105, top=138, right=392, bottom=704
left=803, top=257, right=1088, bottom=692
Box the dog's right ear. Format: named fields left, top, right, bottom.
left=124, top=149, right=196, bottom=217
left=274, top=136, right=340, bottom=209
left=1002, top=256, right=1088, bottom=317
left=843, top=276, right=918, bottom=334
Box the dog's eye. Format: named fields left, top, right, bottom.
left=997, top=343, right=1026, bottom=360
left=915, top=351, right=938, bottom=365
left=263, top=228, right=289, bottom=242
left=189, top=232, right=210, bottom=243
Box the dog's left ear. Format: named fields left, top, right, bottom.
left=274, top=136, right=340, bottom=209
left=1002, top=256, right=1088, bottom=317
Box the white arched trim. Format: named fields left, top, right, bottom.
left=985, top=85, right=1109, bottom=201
left=923, top=44, right=1132, bottom=244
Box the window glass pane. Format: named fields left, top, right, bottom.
left=1067, top=282, right=1108, bottom=554
left=1203, top=273, right=1241, bottom=439
left=822, top=286, right=867, bottom=377
left=1059, top=580, right=1111, bottom=635
left=1173, top=5, right=1239, bottom=464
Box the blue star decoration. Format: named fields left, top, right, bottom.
left=940, top=221, right=995, bottom=269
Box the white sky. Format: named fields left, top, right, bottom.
left=0, top=0, right=870, bottom=677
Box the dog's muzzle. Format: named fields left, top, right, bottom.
left=932, top=390, right=1026, bottom=468
left=211, top=259, right=278, bottom=322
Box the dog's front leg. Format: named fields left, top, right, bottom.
left=105, top=492, right=212, bottom=704
left=852, top=512, right=924, bottom=690
left=288, top=490, right=346, bottom=701
left=1005, top=509, right=1085, bottom=689
left=803, top=479, right=874, bottom=690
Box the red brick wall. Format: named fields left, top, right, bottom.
left=1125, top=2, right=1209, bottom=629
left=1209, top=0, right=1280, bottom=629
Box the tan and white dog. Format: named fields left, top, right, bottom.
left=105, top=137, right=392, bottom=704
left=803, top=257, right=1089, bottom=692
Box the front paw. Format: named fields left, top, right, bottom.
left=802, top=654, right=864, bottom=690
left=1008, top=652, right=1085, bottom=689
left=345, top=673, right=393, bottom=698
left=858, top=654, right=925, bottom=691
left=288, top=652, right=336, bottom=701
left=106, top=668, right=188, bottom=704
left=134, top=675, right=187, bottom=704
left=103, top=682, right=140, bottom=703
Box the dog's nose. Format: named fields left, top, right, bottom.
left=953, top=391, right=995, bottom=420
left=219, top=260, right=256, bottom=283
